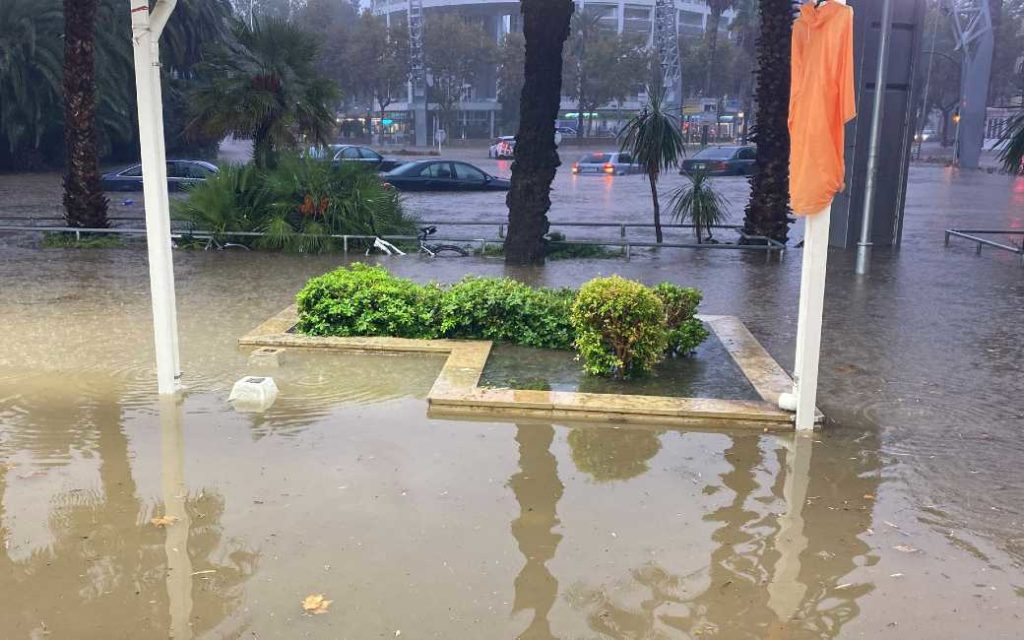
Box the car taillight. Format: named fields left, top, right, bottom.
left=603, top=163, right=615, bottom=174
left=715, top=161, right=728, bottom=170
left=572, top=163, right=579, bottom=173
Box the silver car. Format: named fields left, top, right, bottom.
left=571, top=151, right=641, bottom=176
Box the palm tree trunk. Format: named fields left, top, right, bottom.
left=741, top=0, right=792, bottom=244
left=649, top=173, right=663, bottom=243
left=505, top=0, right=574, bottom=265
left=62, top=0, right=108, bottom=229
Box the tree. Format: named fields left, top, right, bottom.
left=671, top=170, right=730, bottom=243
left=188, top=18, right=338, bottom=169
left=62, top=0, right=108, bottom=229
left=565, top=10, right=605, bottom=137
left=497, top=33, right=526, bottom=133
left=563, top=32, right=650, bottom=135
left=741, top=0, right=793, bottom=244
left=423, top=14, right=497, bottom=134
left=704, top=0, right=735, bottom=97
left=345, top=11, right=410, bottom=142
left=619, top=88, right=686, bottom=243
left=996, top=109, right=1024, bottom=173
left=504, top=0, right=575, bottom=265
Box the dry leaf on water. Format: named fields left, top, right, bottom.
left=150, top=515, right=179, bottom=528
left=302, top=594, right=332, bottom=615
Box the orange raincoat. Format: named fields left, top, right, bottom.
left=789, top=1, right=857, bottom=215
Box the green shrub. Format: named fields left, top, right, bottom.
left=439, top=277, right=575, bottom=349
left=652, top=283, right=709, bottom=355
left=42, top=233, right=124, bottom=248
left=570, top=276, right=668, bottom=378
left=173, top=159, right=414, bottom=253
left=296, top=264, right=441, bottom=338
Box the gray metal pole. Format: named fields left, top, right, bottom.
left=855, top=0, right=894, bottom=275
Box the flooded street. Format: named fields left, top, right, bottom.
left=1, top=160, right=1023, bottom=638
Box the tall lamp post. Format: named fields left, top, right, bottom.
left=130, top=0, right=181, bottom=395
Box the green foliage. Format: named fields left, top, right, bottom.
left=41, top=232, right=123, bottom=249
left=296, top=267, right=709, bottom=379
left=496, top=32, right=525, bottom=132
left=439, top=277, right=575, bottom=349
left=423, top=14, right=498, bottom=133
left=172, top=159, right=413, bottom=252
left=296, top=264, right=442, bottom=339
left=997, top=110, right=1024, bottom=175
left=188, top=18, right=339, bottom=169
left=570, top=276, right=668, bottom=379
left=670, top=170, right=731, bottom=243
left=652, top=283, right=709, bottom=356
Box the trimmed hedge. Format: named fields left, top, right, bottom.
left=295, top=265, right=709, bottom=378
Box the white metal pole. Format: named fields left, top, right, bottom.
left=778, top=205, right=831, bottom=430
left=131, top=0, right=181, bottom=395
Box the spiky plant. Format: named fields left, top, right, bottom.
left=997, top=110, right=1024, bottom=175
left=671, top=170, right=731, bottom=244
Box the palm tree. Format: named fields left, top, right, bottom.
left=671, top=170, right=730, bottom=244
left=0, top=0, right=63, bottom=163
left=619, top=88, right=685, bottom=243
left=504, top=0, right=575, bottom=265
left=741, top=0, right=793, bottom=244
left=188, top=18, right=338, bottom=169
left=704, top=0, right=736, bottom=97
left=62, top=0, right=109, bottom=228
left=997, top=110, right=1024, bottom=174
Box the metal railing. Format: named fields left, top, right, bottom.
left=0, top=220, right=787, bottom=261
left=944, top=228, right=1024, bottom=266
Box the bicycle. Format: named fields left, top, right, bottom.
left=365, top=226, right=468, bottom=257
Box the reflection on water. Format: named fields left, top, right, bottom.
left=567, top=427, right=662, bottom=482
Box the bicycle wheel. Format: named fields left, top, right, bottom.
left=428, top=244, right=468, bottom=257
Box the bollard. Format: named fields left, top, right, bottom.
left=499, top=223, right=505, bottom=238
left=343, top=236, right=348, bottom=254
left=620, top=224, right=626, bottom=238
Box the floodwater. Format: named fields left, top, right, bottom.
left=1, top=160, right=1023, bottom=638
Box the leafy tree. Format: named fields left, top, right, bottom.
left=704, top=0, right=736, bottom=96
left=564, top=10, right=605, bottom=137
left=742, top=0, right=793, bottom=244
left=563, top=31, right=649, bottom=136
left=188, top=18, right=338, bottom=169
left=497, top=32, right=526, bottom=133
left=62, top=0, right=108, bottom=228
left=504, top=0, right=575, bottom=265
left=345, top=11, right=410, bottom=141
left=423, top=14, right=497, bottom=134
left=620, top=88, right=686, bottom=243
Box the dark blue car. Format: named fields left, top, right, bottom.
left=101, top=160, right=219, bottom=192
left=383, top=160, right=511, bottom=192
left=680, top=146, right=757, bottom=176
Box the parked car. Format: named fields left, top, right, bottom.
left=307, top=144, right=405, bottom=172
left=101, top=160, right=218, bottom=192
left=556, top=126, right=578, bottom=137
left=488, top=136, right=516, bottom=159
left=383, top=160, right=511, bottom=192
left=571, top=151, right=641, bottom=176
left=680, top=145, right=757, bottom=176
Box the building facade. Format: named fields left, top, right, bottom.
left=370, top=0, right=731, bottom=140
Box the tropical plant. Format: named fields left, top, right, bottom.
left=619, top=88, right=685, bottom=243
left=174, top=160, right=413, bottom=252
left=997, top=110, right=1024, bottom=174
left=505, top=0, right=575, bottom=265
left=570, top=276, right=668, bottom=379
left=62, top=0, right=109, bottom=229
left=188, top=18, right=338, bottom=169
left=670, top=170, right=730, bottom=243
left=742, top=0, right=793, bottom=244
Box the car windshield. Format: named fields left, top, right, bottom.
left=387, top=162, right=427, bottom=176
left=580, top=153, right=611, bottom=163
left=693, top=147, right=737, bottom=160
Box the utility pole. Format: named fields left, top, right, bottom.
left=130, top=0, right=181, bottom=395
left=944, top=0, right=994, bottom=169
left=653, top=0, right=682, bottom=114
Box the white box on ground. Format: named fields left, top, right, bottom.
left=229, top=376, right=279, bottom=412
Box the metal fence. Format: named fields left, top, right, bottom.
left=944, top=228, right=1024, bottom=267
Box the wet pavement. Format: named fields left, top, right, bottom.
left=1, top=158, right=1023, bottom=638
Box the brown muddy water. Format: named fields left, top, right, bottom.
left=1, top=165, right=1023, bottom=638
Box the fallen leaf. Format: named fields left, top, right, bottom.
left=893, top=545, right=919, bottom=553
left=863, top=494, right=875, bottom=500
left=302, top=593, right=332, bottom=615
left=150, top=515, right=179, bottom=528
